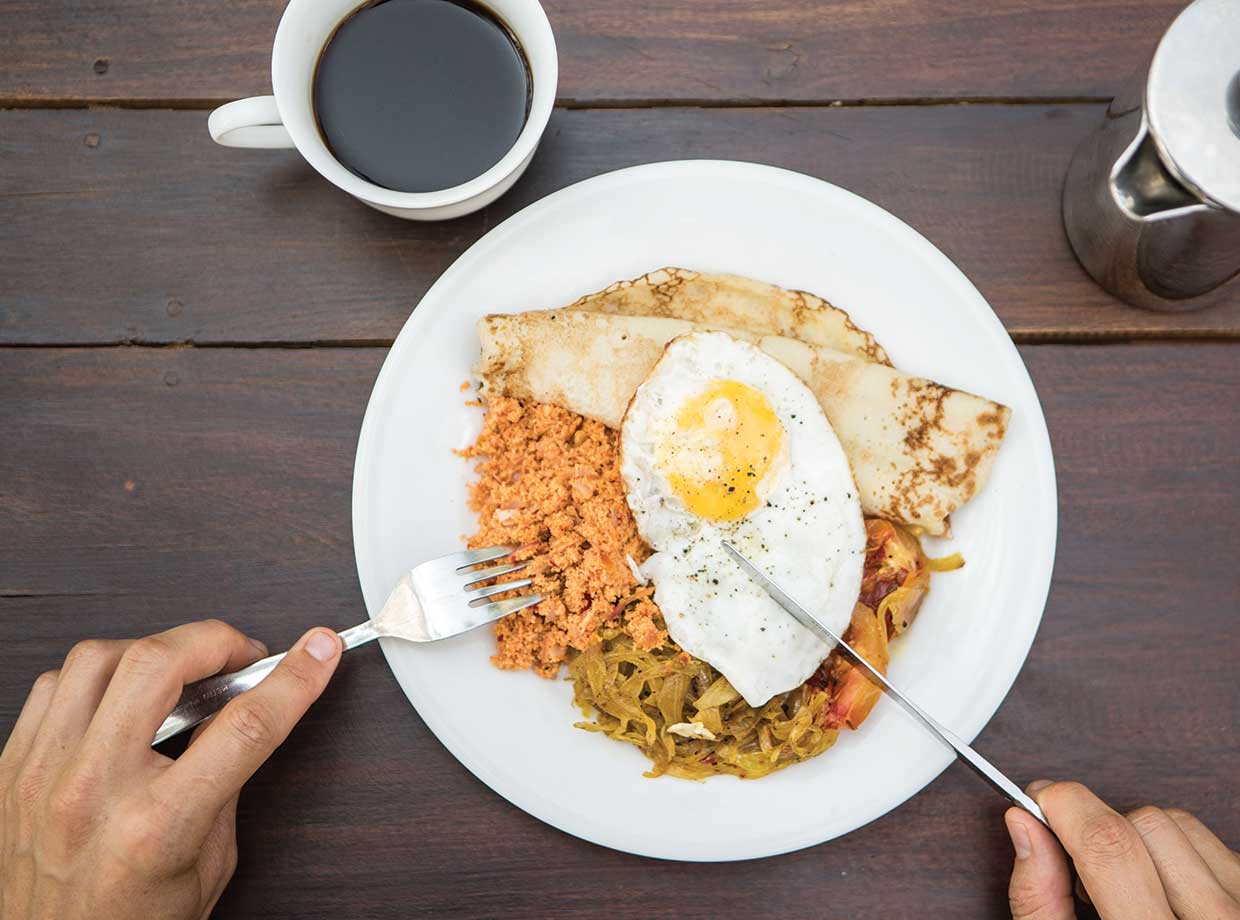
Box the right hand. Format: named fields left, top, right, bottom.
left=1006, top=781, right=1240, bottom=919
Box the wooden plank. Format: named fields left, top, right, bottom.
left=2, top=106, right=1238, bottom=346
left=1, top=343, right=1237, bottom=918
left=0, top=0, right=1182, bottom=104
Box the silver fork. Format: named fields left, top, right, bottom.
left=152, top=546, right=540, bottom=746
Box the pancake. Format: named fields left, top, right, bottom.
left=474, top=309, right=1009, bottom=535
left=568, top=267, right=891, bottom=366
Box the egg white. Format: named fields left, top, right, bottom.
left=620, top=332, right=865, bottom=707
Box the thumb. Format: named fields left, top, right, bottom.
left=1006, top=806, right=1077, bottom=920
left=153, top=627, right=343, bottom=833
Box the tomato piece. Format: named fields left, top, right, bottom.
left=822, top=603, right=890, bottom=729
left=860, top=518, right=930, bottom=638
left=820, top=518, right=932, bottom=731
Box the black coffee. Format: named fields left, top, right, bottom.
left=313, top=0, right=531, bottom=193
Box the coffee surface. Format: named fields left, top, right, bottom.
left=313, top=0, right=530, bottom=193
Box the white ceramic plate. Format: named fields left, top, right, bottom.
left=352, top=160, right=1057, bottom=862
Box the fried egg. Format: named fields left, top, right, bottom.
left=620, top=332, right=864, bottom=707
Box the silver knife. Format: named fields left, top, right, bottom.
left=721, top=540, right=1049, bottom=827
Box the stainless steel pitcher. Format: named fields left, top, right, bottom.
left=1062, top=0, right=1240, bottom=311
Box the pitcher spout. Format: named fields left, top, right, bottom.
left=1109, top=118, right=1210, bottom=221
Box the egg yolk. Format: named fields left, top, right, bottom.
left=655, top=379, right=786, bottom=521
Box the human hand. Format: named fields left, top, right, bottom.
left=1006, top=781, right=1240, bottom=919
left=0, top=620, right=342, bottom=920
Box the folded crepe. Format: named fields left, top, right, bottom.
left=567, top=267, right=891, bottom=366
left=474, top=309, right=1009, bottom=536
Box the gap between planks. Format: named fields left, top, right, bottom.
left=3, top=333, right=1240, bottom=350
left=0, top=95, right=1112, bottom=112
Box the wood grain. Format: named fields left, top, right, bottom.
left=1, top=343, right=1236, bottom=919
left=2, top=105, right=1238, bottom=346
left=0, top=0, right=1182, bottom=105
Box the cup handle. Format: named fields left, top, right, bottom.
left=208, top=96, right=295, bottom=149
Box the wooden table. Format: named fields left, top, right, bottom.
left=2, top=2, right=1237, bottom=917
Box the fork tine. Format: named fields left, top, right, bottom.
left=451, top=545, right=516, bottom=573
left=464, top=561, right=527, bottom=588
left=476, top=593, right=542, bottom=619
left=466, top=578, right=534, bottom=606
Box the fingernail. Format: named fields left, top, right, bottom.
left=247, top=636, right=269, bottom=656
left=1027, top=779, right=1054, bottom=795
left=304, top=629, right=340, bottom=663
left=1006, top=814, right=1033, bottom=859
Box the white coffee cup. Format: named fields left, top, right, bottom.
left=208, top=0, right=557, bottom=221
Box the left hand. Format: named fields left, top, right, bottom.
left=0, top=619, right=342, bottom=920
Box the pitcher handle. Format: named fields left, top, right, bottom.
left=208, top=96, right=295, bottom=149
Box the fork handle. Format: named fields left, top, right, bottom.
left=151, top=621, right=381, bottom=747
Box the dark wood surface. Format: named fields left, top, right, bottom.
left=2, top=344, right=1237, bottom=919
left=0, top=1, right=1183, bottom=105
left=3, top=104, right=1240, bottom=346
left=3, top=0, right=1239, bottom=917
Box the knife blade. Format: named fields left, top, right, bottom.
left=721, top=540, right=1049, bottom=827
